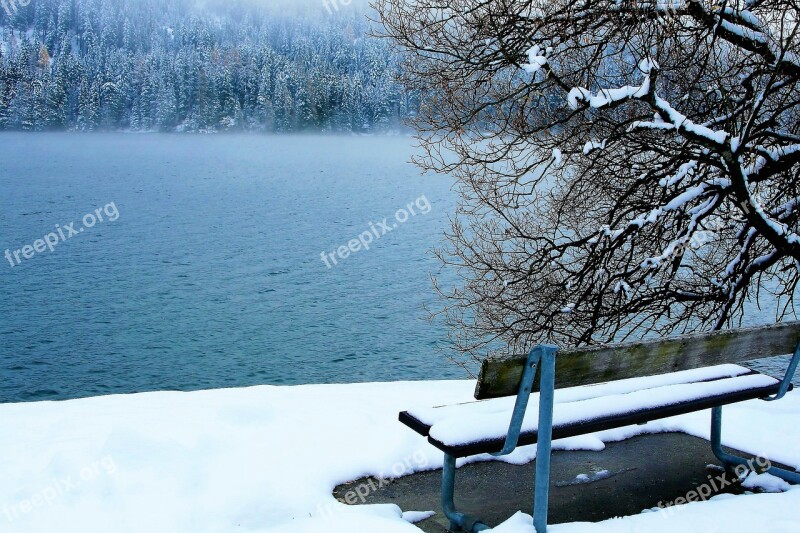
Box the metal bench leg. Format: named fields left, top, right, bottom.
left=441, top=453, right=489, bottom=532
left=533, top=347, right=556, bottom=533
left=440, top=345, right=559, bottom=532
left=711, top=405, right=800, bottom=484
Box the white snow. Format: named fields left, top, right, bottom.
left=659, top=161, right=697, bottom=187
left=569, top=470, right=612, bottom=485
left=653, top=95, right=729, bottom=144
left=402, top=510, right=436, bottom=523
left=522, top=45, right=548, bottom=74
left=765, top=144, right=800, bottom=161
left=568, top=81, right=650, bottom=111
left=0, top=381, right=472, bottom=532
left=583, top=140, right=606, bottom=155
left=741, top=472, right=792, bottom=493
left=566, top=60, right=732, bottom=147
left=638, top=58, right=659, bottom=73
left=725, top=8, right=762, bottom=28
left=545, top=488, right=800, bottom=532
left=629, top=118, right=675, bottom=132
left=1, top=374, right=799, bottom=532
left=567, top=88, right=592, bottom=110
left=595, top=469, right=611, bottom=480
left=735, top=176, right=800, bottom=245
left=718, top=20, right=768, bottom=44
left=416, top=369, right=778, bottom=447
left=613, top=280, right=632, bottom=299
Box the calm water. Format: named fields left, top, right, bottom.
left=0, top=133, right=464, bottom=403
left=1, top=133, right=796, bottom=404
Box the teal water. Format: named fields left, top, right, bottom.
left=0, top=133, right=463, bottom=403
left=1, top=133, right=796, bottom=404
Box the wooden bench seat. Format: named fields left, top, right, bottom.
left=401, top=364, right=783, bottom=458
left=399, top=322, right=800, bottom=532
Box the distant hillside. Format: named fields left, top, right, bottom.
left=0, top=0, right=416, bottom=132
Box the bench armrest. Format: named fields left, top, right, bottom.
left=491, top=345, right=559, bottom=457
left=763, top=341, right=800, bottom=402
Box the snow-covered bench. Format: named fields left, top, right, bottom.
left=399, top=322, right=800, bottom=532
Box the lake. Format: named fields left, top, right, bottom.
left=0, top=133, right=463, bottom=403
left=0, top=133, right=796, bottom=404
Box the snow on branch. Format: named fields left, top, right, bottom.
left=568, top=57, right=730, bottom=146
left=605, top=178, right=730, bottom=246
left=653, top=95, right=729, bottom=145
left=567, top=76, right=651, bottom=110
left=522, top=45, right=549, bottom=74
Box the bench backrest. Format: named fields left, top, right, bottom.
left=475, top=321, right=800, bottom=400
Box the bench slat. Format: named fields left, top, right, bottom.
left=407, top=364, right=758, bottom=435
left=476, top=321, right=800, bottom=400
left=402, top=372, right=783, bottom=458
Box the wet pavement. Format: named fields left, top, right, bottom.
left=334, top=433, right=761, bottom=531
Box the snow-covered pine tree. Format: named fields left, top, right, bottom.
left=0, top=0, right=413, bottom=132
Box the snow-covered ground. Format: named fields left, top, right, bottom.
left=0, top=379, right=798, bottom=532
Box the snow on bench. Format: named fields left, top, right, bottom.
left=402, top=364, right=779, bottom=457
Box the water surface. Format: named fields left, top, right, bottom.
left=1, top=133, right=796, bottom=404
left=0, top=133, right=462, bottom=402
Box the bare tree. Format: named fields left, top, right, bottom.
left=374, top=0, right=800, bottom=367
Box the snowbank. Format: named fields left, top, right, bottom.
left=0, top=379, right=798, bottom=532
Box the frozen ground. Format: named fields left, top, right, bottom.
left=0, top=379, right=798, bottom=532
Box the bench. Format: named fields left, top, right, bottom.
left=399, top=322, right=800, bottom=532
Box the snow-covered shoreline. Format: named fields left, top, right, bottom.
left=1, top=380, right=798, bottom=532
